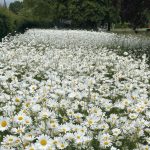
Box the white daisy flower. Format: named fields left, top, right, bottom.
left=14, top=113, right=27, bottom=124
left=0, top=117, right=9, bottom=131
left=36, top=135, right=51, bottom=150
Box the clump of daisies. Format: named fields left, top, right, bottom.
left=0, top=29, right=150, bottom=150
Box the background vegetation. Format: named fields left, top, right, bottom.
left=0, top=0, right=150, bottom=40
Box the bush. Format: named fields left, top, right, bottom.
left=0, top=7, right=17, bottom=40
left=0, top=7, right=55, bottom=41
left=0, top=8, right=36, bottom=40
left=114, top=23, right=130, bottom=29
left=16, top=19, right=54, bottom=33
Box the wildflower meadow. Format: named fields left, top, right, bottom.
left=0, top=29, right=150, bottom=150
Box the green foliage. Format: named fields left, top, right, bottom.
left=0, top=7, right=16, bottom=40
left=68, top=0, right=102, bottom=29
left=22, top=0, right=122, bottom=30
left=23, top=0, right=54, bottom=20
left=121, top=0, right=149, bottom=30
left=9, top=1, right=23, bottom=14
left=0, top=7, right=36, bottom=40
left=16, top=18, right=54, bottom=32
left=0, top=0, right=149, bottom=40
left=115, top=23, right=129, bottom=28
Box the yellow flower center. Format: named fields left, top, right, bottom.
left=104, top=141, right=109, bottom=145
left=51, top=123, right=56, bottom=128
left=77, top=136, right=81, bottom=139
left=131, top=96, right=136, bottom=100
left=18, top=116, right=23, bottom=121
left=26, top=103, right=30, bottom=107
left=40, top=139, right=47, bottom=146
left=43, top=114, right=48, bottom=118
left=23, top=110, right=27, bottom=113
left=29, top=148, right=35, bottom=150
left=94, top=110, right=97, bottom=113
left=16, top=139, right=20, bottom=143
left=50, top=120, right=54, bottom=123
left=28, top=134, right=32, bottom=138
left=124, top=101, right=128, bottom=105
left=17, top=129, right=23, bottom=133
left=1, top=121, right=7, bottom=127
left=61, top=144, right=65, bottom=148
left=62, top=128, right=66, bottom=132
left=88, top=120, right=93, bottom=125
left=136, top=108, right=141, bottom=112
left=24, top=142, right=29, bottom=147
left=53, top=141, right=57, bottom=144
left=15, top=98, right=20, bottom=102
left=42, top=98, right=47, bottom=102
left=8, top=138, right=13, bottom=142
left=76, top=116, right=80, bottom=119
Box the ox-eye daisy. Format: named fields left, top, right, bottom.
left=2, top=135, right=18, bottom=147
left=14, top=113, right=27, bottom=124
left=23, top=133, right=35, bottom=142
left=101, top=139, right=112, bottom=148
left=25, top=144, right=37, bottom=150
left=0, top=117, right=9, bottom=131
left=36, top=135, right=51, bottom=150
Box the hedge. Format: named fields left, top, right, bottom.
left=0, top=7, right=17, bottom=40
left=0, top=7, right=55, bottom=41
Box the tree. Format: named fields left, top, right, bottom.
left=22, top=0, right=122, bottom=30
left=97, top=0, right=121, bottom=31
left=23, top=0, right=54, bottom=20
left=121, top=0, right=149, bottom=31
left=20, top=0, right=149, bottom=31
left=9, top=1, right=23, bottom=14
left=67, top=0, right=103, bottom=29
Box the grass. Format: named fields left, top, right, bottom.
left=111, top=28, right=150, bottom=37
left=108, top=30, right=150, bottom=66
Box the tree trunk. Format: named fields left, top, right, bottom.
left=133, top=26, right=138, bottom=33
left=107, top=13, right=111, bottom=31
left=107, top=21, right=111, bottom=31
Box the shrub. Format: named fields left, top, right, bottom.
left=16, top=19, right=54, bottom=33
left=0, top=7, right=17, bottom=40
left=0, top=7, right=55, bottom=40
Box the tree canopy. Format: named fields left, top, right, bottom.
left=9, top=1, right=23, bottom=14
left=5, top=0, right=150, bottom=31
